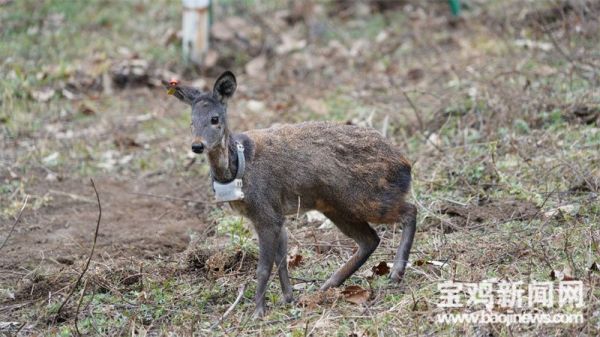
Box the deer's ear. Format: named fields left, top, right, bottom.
left=213, top=71, right=237, bottom=103
left=163, top=80, right=201, bottom=105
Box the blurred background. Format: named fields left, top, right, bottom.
left=1, top=0, right=599, bottom=335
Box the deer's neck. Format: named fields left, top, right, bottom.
left=207, top=132, right=238, bottom=183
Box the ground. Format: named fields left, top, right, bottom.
left=1, top=0, right=599, bottom=336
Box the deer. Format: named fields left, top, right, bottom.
left=166, top=71, right=417, bottom=317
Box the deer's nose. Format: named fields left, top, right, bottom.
left=191, top=143, right=205, bottom=154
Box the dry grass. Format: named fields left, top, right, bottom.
left=1, top=0, right=599, bottom=336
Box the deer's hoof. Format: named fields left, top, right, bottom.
left=253, top=306, right=266, bottom=319
left=282, top=293, right=294, bottom=304
left=390, top=270, right=405, bottom=283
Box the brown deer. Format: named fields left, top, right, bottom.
left=166, top=71, right=416, bottom=317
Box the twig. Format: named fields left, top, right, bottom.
left=55, top=179, right=102, bottom=321
left=210, top=284, right=246, bottom=330
left=15, top=321, right=27, bottom=336
left=0, top=195, right=29, bottom=251
left=48, top=189, right=95, bottom=204
left=402, top=91, right=425, bottom=133
left=402, top=91, right=444, bottom=153
left=74, top=278, right=89, bottom=336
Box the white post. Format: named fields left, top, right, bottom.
left=182, top=0, right=211, bottom=65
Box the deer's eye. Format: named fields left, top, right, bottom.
left=210, top=116, right=219, bottom=125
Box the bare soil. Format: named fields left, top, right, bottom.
left=1, top=175, right=210, bottom=282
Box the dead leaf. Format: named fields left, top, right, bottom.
left=341, top=285, right=370, bottom=305
left=550, top=269, right=578, bottom=281
left=590, top=262, right=600, bottom=272
left=372, top=261, right=390, bottom=276
left=79, top=102, right=97, bottom=116
left=407, top=68, right=424, bottom=82
left=414, top=259, right=426, bottom=266
left=161, top=27, right=180, bottom=46
left=211, top=21, right=234, bottom=40
left=288, top=254, right=303, bottom=268
left=305, top=98, right=329, bottom=115
left=114, top=135, right=140, bottom=149
left=203, top=50, right=219, bottom=68
left=31, top=88, right=55, bottom=102
left=247, top=100, right=265, bottom=113
left=276, top=32, right=307, bottom=55
left=375, top=30, right=388, bottom=43
left=298, top=288, right=338, bottom=309
left=245, top=55, right=266, bottom=78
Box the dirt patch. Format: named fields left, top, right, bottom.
left=0, top=175, right=211, bottom=286
left=438, top=198, right=540, bottom=231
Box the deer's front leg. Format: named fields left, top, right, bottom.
left=252, top=216, right=284, bottom=318
left=275, top=228, right=293, bottom=303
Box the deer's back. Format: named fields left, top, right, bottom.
left=243, top=121, right=412, bottom=223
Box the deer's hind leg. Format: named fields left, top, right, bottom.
left=390, top=202, right=417, bottom=282
left=320, top=211, right=380, bottom=290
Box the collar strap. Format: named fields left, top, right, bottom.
left=210, top=141, right=245, bottom=183
left=234, top=142, right=245, bottom=179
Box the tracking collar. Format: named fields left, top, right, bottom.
left=212, top=142, right=245, bottom=202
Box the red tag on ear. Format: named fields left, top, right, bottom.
left=167, top=79, right=179, bottom=95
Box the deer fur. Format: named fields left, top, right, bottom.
left=166, top=71, right=417, bottom=317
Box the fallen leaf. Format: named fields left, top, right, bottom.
left=211, top=21, right=235, bottom=41
left=293, top=282, right=308, bottom=290
left=45, top=172, right=60, bottom=182
left=375, top=30, right=388, bottom=43
left=245, top=55, right=266, bottom=78
left=61, top=87, right=78, bottom=100
left=247, top=100, right=265, bottom=113
left=372, top=261, right=390, bottom=276
left=414, top=259, right=426, bottom=266
left=306, top=210, right=327, bottom=222
left=31, top=87, right=55, bottom=102
left=114, top=135, right=140, bottom=149
left=161, top=27, right=179, bottom=46
left=407, top=68, right=424, bottom=82
left=514, top=38, right=552, bottom=51
left=276, top=32, right=306, bottom=55
left=341, top=285, right=370, bottom=305
left=288, top=254, right=303, bottom=268
left=305, top=98, right=329, bottom=115
left=79, top=102, right=97, bottom=115
left=590, top=262, right=600, bottom=272
left=550, top=269, right=578, bottom=281
left=203, top=49, right=219, bottom=68
left=42, top=152, right=60, bottom=167
left=544, top=204, right=580, bottom=218
left=299, top=288, right=338, bottom=309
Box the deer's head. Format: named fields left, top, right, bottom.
left=167, top=71, right=237, bottom=154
